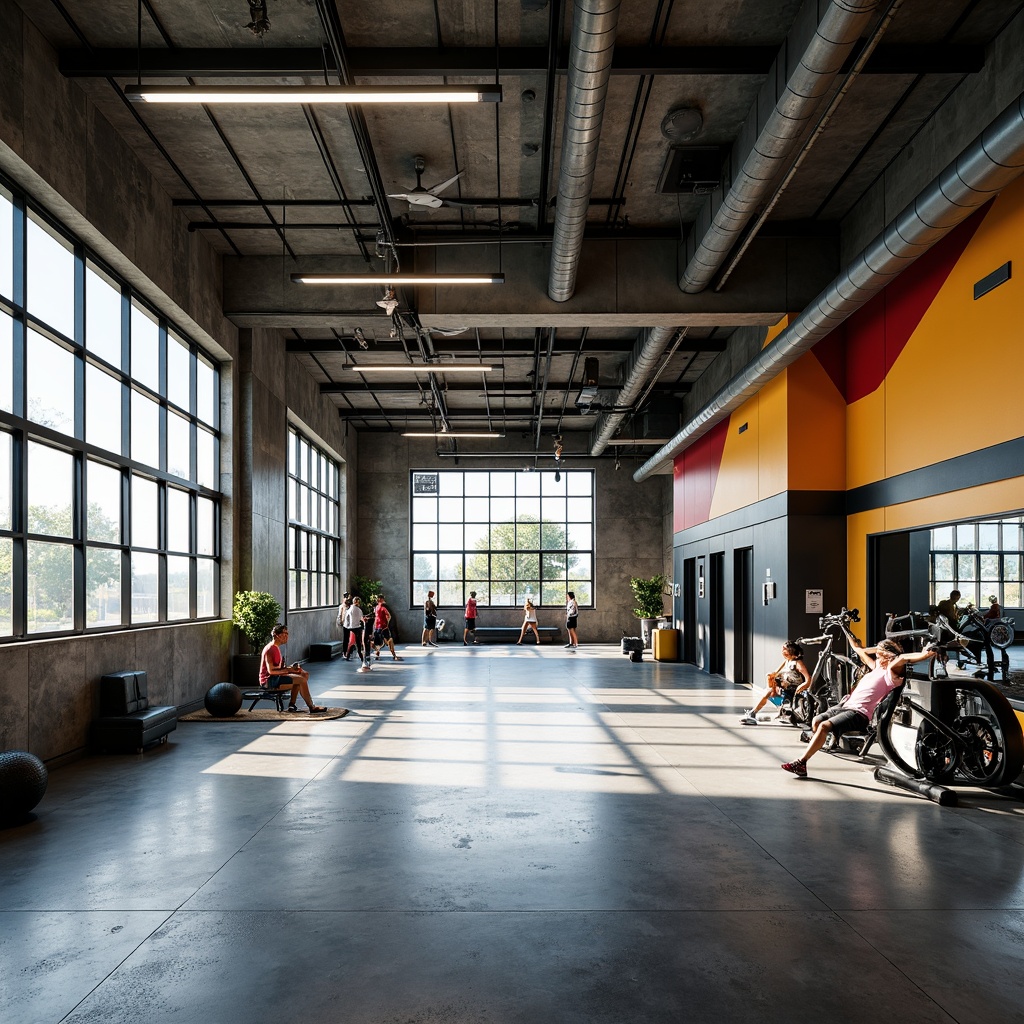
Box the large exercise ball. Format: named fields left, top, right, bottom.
left=205, top=681, right=243, bottom=717
left=0, top=750, right=48, bottom=822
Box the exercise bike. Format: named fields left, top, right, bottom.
left=875, top=612, right=1024, bottom=790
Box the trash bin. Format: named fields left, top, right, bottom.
left=653, top=628, right=680, bottom=662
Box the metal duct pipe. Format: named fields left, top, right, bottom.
left=589, top=326, right=679, bottom=455
left=635, top=91, right=1024, bottom=482
left=547, top=0, right=621, bottom=302
left=680, top=0, right=881, bottom=294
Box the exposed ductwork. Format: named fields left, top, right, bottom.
left=634, top=91, right=1024, bottom=482
left=680, top=0, right=881, bottom=294
left=589, top=326, right=680, bottom=456
left=547, top=0, right=621, bottom=303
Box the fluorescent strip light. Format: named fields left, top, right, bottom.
left=402, top=432, right=503, bottom=438
left=343, top=363, right=494, bottom=374
left=125, top=84, right=503, bottom=105
left=292, top=273, right=505, bottom=285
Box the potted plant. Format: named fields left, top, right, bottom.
left=630, top=574, right=667, bottom=648
left=231, top=590, right=282, bottom=688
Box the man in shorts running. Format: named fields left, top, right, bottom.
left=781, top=637, right=935, bottom=777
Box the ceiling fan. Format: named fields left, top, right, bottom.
left=387, top=156, right=476, bottom=210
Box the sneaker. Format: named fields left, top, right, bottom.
left=375, top=650, right=380, bottom=660
left=428, top=642, right=439, bottom=648
left=393, top=656, right=403, bottom=662
left=781, top=760, right=808, bottom=778
left=358, top=664, right=371, bottom=673
left=739, top=714, right=758, bottom=726
left=463, top=640, right=469, bottom=646
left=564, top=642, right=573, bottom=648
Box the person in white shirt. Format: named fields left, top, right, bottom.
left=564, top=591, right=579, bottom=649
left=517, top=598, right=541, bottom=645
left=343, top=597, right=365, bottom=663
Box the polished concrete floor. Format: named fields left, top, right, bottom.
left=3, top=645, right=1024, bottom=1024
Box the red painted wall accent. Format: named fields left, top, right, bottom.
left=673, top=418, right=730, bottom=531
left=813, top=205, right=989, bottom=402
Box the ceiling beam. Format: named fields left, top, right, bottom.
left=59, top=45, right=983, bottom=79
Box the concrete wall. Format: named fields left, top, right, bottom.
left=356, top=437, right=672, bottom=644
left=0, top=3, right=355, bottom=760
left=237, top=326, right=357, bottom=665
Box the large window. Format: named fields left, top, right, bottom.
left=287, top=426, right=340, bottom=610
left=930, top=517, right=1022, bottom=610
left=0, top=177, right=221, bottom=640
left=410, top=469, right=594, bottom=609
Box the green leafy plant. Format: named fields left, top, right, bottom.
left=630, top=574, right=667, bottom=619
left=350, top=574, right=383, bottom=602
left=232, top=590, right=282, bottom=651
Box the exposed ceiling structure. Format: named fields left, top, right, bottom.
left=26, top=0, right=1024, bottom=462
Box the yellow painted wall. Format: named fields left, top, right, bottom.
left=884, top=184, right=1024, bottom=476
left=788, top=353, right=846, bottom=491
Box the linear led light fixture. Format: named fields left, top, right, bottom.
left=402, top=431, right=503, bottom=438
left=125, top=84, right=503, bottom=105
left=292, top=272, right=505, bottom=285
left=343, top=363, right=494, bottom=373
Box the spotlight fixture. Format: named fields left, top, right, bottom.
left=292, top=273, right=505, bottom=286
left=342, top=363, right=494, bottom=374
left=353, top=327, right=368, bottom=349
left=125, top=84, right=503, bottom=105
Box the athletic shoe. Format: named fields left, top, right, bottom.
left=375, top=650, right=380, bottom=660
left=393, top=656, right=403, bottom=662
left=357, top=664, right=371, bottom=673
left=781, top=760, right=808, bottom=778
left=739, top=714, right=758, bottom=726
left=428, top=642, right=439, bottom=647
left=564, top=642, right=573, bottom=648
left=463, top=641, right=469, bottom=646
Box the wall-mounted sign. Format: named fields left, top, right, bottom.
left=413, top=472, right=439, bottom=494
left=806, top=589, right=823, bottom=614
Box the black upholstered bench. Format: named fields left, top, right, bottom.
left=92, top=671, right=177, bottom=753
left=309, top=640, right=345, bottom=660
left=472, top=626, right=562, bottom=643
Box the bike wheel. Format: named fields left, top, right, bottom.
left=914, top=724, right=957, bottom=783
left=955, top=683, right=1024, bottom=787
left=989, top=622, right=1014, bottom=649
left=955, top=715, right=1002, bottom=784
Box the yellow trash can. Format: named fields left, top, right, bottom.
left=653, top=628, right=680, bottom=662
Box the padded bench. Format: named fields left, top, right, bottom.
left=92, top=671, right=177, bottom=754
left=309, top=640, right=345, bottom=661
left=471, top=626, right=562, bottom=643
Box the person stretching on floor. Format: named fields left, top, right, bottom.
left=781, top=637, right=935, bottom=777
left=259, top=624, right=328, bottom=713
left=740, top=641, right=810, bottom=725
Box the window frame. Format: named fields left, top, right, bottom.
left=409, top=469, right=595, bottom=610
left=0, top=173, right=221, bottom=642
left=286, top=425, right=340, bottom=611
left=929, top=517, right=1023, bottom=611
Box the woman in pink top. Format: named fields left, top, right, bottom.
left=260, top=624, right=327, bottom=713
left=781, top=637, right=935, bottom=777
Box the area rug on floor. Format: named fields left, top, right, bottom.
left=180, top=707, right=350, bottom=722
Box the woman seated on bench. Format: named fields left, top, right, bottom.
left=260, top=624, right=327, bottom=714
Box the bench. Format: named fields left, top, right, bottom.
left=471, top=626, right=562, bottom=643
left=92, top=671, right=177, bottom=754
left=241, top=686, right=293, bottom=712
left=309, top=640, right=345, bottom=661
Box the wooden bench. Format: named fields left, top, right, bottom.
left=471, top=626, right=562, bottom=643
left=308, top=640, right=345, bottom=661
